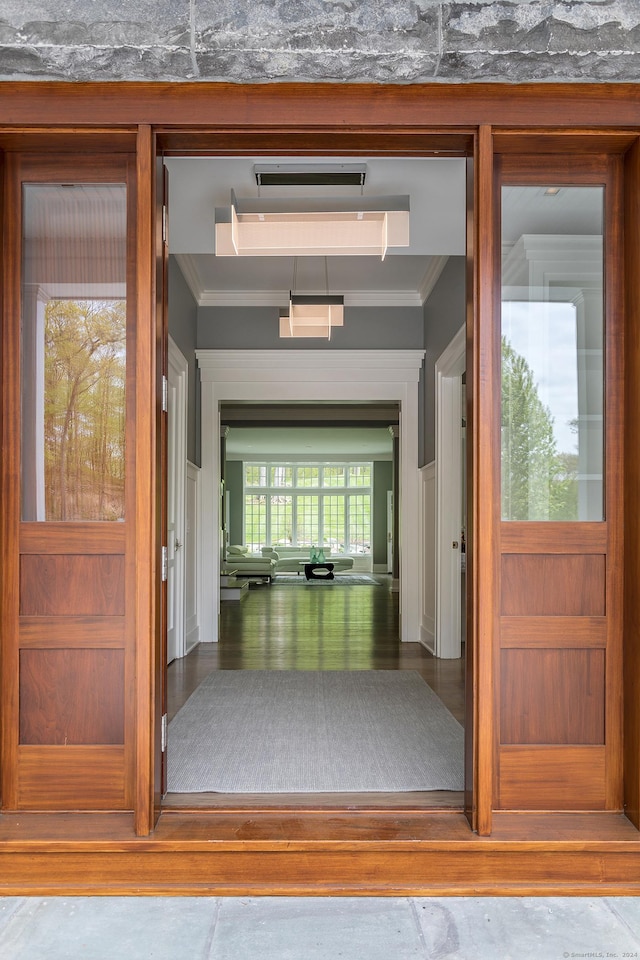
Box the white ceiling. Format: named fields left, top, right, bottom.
left=501, top=185, right=603, bottom=244
left=165, top=156, right=467, bottom=306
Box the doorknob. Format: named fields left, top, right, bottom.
left=175, top=539, right=182, bottom=550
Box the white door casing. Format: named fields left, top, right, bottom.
left=435, top=326, right=466, bottom=659
left=386, top=489, right=393, bottom=574
left=185, top=460, right=201, bottom=653
left=196, top=349, right=425, bottom=644
left=167, top=337, right=188, bottom=662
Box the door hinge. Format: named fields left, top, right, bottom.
left=161, top=545, right=168, bottom=582
left=162, top=375, right=168, bottom=413
left=161, top=713, right=168, bottom=752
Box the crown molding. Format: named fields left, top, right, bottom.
left=198, top=288, right=423, bottom=308
left=418, top=255, right=449, bottom=304
left=176, top=254, right=426, bottom=309
left=174, top=254, right=204, bottom=305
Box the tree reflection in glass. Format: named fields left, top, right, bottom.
left=501, top=185, right=603, bottom=521
left=44, top=298, right=126, bottom=521
left=21, top=181, right=128, bottom=522
left=501, top=333, right=578, bottom=521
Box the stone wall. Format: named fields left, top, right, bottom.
left=0, top=1, right=639, bottom=83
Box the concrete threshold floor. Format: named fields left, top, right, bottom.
left=1, top=896, right=640, bottom=959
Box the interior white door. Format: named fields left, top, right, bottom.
left=435, top=326, right=466, bottom=659
left=166, top=382, right=178, bottom=664
left=167, top=338, right=188, bottom=663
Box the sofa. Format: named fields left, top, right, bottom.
left=261, top=546, right=354, bottom=574
left=225, top=545, right=277, bottom=582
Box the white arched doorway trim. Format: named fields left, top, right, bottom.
left=196, top=349, right=425, bottom=644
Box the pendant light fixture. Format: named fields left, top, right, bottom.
left=214, top=164, right=409, bottom=260
left=279, top=257, right=344, bottom=340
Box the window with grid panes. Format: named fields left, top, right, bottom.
left=243, top=463, right=372, bottom=554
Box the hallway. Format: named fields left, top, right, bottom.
left=165, top=576, right=465, bottom=807
left=167, top=577, right=465, bottom=722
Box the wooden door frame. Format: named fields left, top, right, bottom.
left=0, top=85, right=639, bottom=869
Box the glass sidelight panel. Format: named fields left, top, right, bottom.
left=501, top=186, right=604, bottom=521
left=21, top=183, right=127, bottom=521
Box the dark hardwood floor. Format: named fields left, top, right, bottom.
left=168, top=576, right=465, bottom=721
left=165, top=576, right=466, bottom=809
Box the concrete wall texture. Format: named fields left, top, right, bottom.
left=0, top=1, right=639, bottom=83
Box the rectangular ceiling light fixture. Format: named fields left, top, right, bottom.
left=279, top=295, right=344, bottom=340
left=215, top=190, right=410, bottom=260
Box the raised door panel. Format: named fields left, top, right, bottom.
left=20, top=555, right=125, bottom=617
left=501, top=555, right=606, bottom=617
left=499, top=746, right=606, bottom=810
left=19, top=649, right=125, bottom=745
left=500, top=649, right=605, bottom=745
left=16, top=746, right=126, bottom=809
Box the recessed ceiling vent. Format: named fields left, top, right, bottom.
left=253, top=163, right=368, bottom=188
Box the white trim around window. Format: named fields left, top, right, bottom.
left=243, top=461, right=373, bottom=556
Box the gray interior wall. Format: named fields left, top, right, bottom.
left=1, top=3, right=637, bottom=83
left=197, top=306, right=424, bottom=351
left=422, top=256, right=466, bottom=466
left=225, top=460, right=244, bottom=545
left=373, top=461, right=393, bottom=567
left=178, top=268, right=468, bottom=471
left=168, top=255, right=200, bottom=466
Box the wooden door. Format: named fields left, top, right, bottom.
left=0, top=150, right=138, bottom=811
left=494, top=150, right=623, bottom=812
left=156, top=156, right=169, bottom=803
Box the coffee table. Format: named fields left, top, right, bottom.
left=300, top=561, right=335, bottom=581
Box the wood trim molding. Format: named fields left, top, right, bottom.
left=1, top=810, right=640, bottom=896
left=623, top=139, right=640, bottom=829
left=472, top=124, right=498, bottom=836
left=134, top=124, right=157, bottom=836
left=1, top=83, right=640, bottom=132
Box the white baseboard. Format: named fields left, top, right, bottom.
left=419, top=632, right=435, bottom=654
left=185, top=626, right=200, bottom=653
left=420, top=616, right=436, bottom=654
